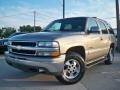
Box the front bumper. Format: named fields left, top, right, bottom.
left=5, top=52, right=65, bottom=75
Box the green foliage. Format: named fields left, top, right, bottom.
left=19, top=25, right=42, bottom=32
left=35, top=26, right=42, bottom=32
left=0, top=25, right=42, bottom=38
left=0, top=27, right=16, bottom=38
left=0, top=29, right=2, bottom=38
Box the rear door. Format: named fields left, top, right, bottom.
left=104, top=22, right=116, bottom=48
left=96, top=20, right=110, bottom=56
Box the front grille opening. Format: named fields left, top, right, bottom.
left=12, top=42, right=36, bottom=47
left=12, top=49, right=36, bottom=55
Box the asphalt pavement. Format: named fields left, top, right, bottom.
left=0, top=53, right=120, bottom=90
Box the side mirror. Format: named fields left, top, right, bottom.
left=88, top=26, right=100, bottom=34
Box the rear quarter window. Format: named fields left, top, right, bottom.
left=104, top=22, right=114, bottom=35
left=98, top=20, right=108, bottom=34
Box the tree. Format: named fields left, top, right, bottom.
left=35, top=26, right=42, bottom=32
left=0, top=29, right=2, bottom=39
left=1, top=27, right=16, bottom=38
left=19, top=25, right=42, bottom=32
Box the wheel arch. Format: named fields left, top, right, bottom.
left=66, top=46, right=86, bottom=61
left=110, top=43, right=115, bottom=49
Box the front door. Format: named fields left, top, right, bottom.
left=85, top=18, right=104, bottom=62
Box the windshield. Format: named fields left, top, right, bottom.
left=43, top=18, right=86, bottom=32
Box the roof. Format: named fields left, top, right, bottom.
left=55, top=17, right=105, bottom=21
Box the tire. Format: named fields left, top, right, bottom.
left=55, top=52, right=85, bottom=85
left=105, top=48, right=114, bottom=65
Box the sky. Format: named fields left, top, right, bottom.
left=0, top=0, right=118, bottom=29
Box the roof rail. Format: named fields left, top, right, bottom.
left=92, top=17, right=97, bottom=18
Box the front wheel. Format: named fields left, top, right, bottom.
left=105, top=48, right=114, bottom=65
left=55, top=52, right=85, bottom=85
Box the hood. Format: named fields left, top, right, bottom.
left=9, top=32, right=83, bottom=41
left=0, top=38, right=8, bottom=42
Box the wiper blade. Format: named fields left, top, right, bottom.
left=41, top=29, right=50, bottom=32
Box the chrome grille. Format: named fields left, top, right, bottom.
left=12, top=49, right=36, bottom=55
left=12, top=41, right=36, bottom=47
left=9, top=41, right=37, bottom=56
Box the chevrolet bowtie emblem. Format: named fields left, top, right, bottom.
left=16, top=46, right=22, bottom=50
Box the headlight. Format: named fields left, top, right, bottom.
left=38, top=41, right=59, bottom=47
left=37, top=41, right=60, bottom=57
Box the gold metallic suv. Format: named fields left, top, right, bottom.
left=5, top=17, right=116, bottom=84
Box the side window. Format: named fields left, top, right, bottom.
left=98, top=21, right=108, bottom=34
left=49, top=22, right=61, bottom=31
left=64, top=24, right=72, bottom=30
left=108, top=27, right=114, bottom=34
left=106, top=24, right=114, bottom=34
left=86, top=18, right=100, bottom=34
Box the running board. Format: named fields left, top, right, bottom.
left=86, top=57, right=107, bottom=68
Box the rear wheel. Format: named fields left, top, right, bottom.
left=105, top=48, right=114, bottom=65
left=55, top=52, right=85, bottom=85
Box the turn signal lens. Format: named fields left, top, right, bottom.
left=51, top=51, right=60, bottom=57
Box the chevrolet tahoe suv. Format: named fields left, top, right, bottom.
left=5, top=17, right=116, bottom=84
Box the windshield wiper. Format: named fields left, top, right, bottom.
left=41, top=29, right=51, bottom=32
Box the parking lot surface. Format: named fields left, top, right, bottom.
left=0, top=53, right=120, bottom=90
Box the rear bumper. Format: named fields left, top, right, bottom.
left=5, top=52, right=65, bottom=75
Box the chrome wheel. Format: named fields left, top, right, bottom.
left=55, top=52, right=85, bottom=84
left=105, top=48, right=114, bottom=65
left=63, top=59, right=81, bottom=79
left=109, top=49, right=114, bottom=62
